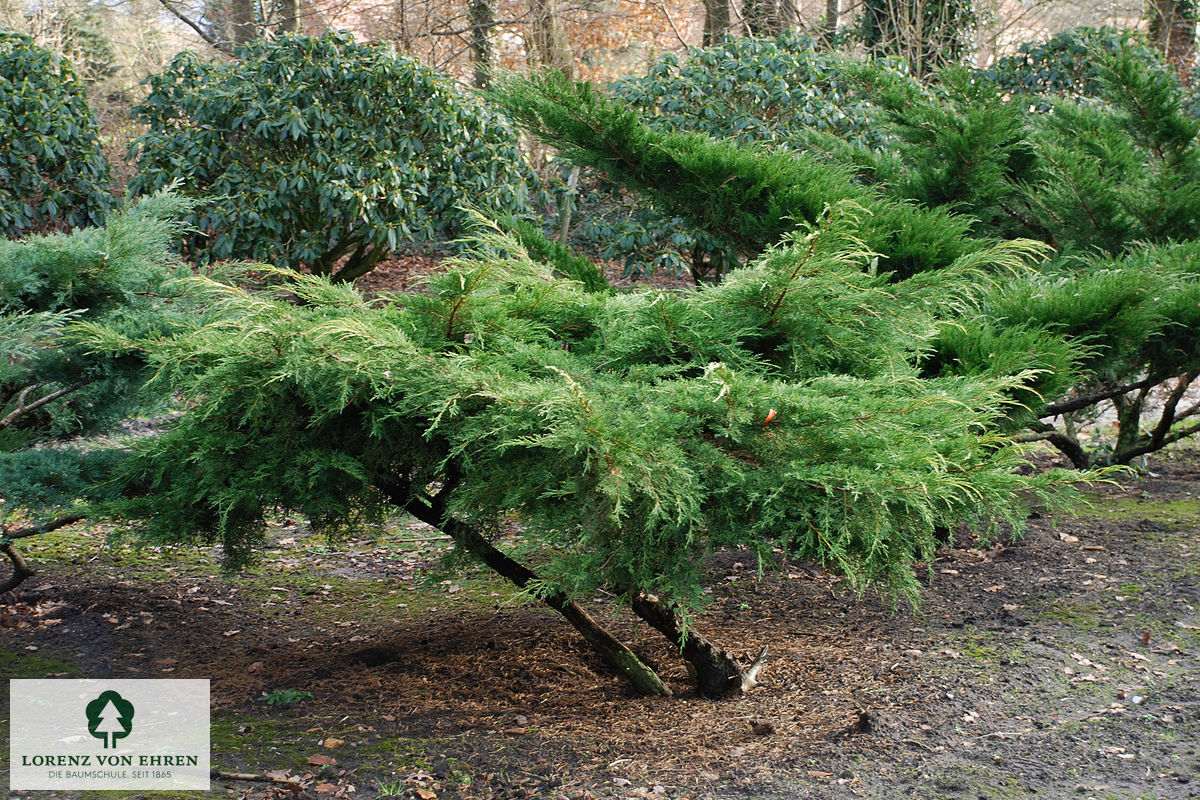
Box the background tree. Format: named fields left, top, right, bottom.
left=467, top=0, right=496, bottom=87
left=857, top=0, right=976, bottom=76
left=128, top=32, right=534, bottom=281
left=742, top=0, right=796, bottom=36
left=527, top=0, right=573, bottom=76
left=1146, top=0, right=1196, bottom=73
left=702, top=0, right=731, bottom=44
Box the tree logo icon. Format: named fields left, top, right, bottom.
left=85, top=690, right=134, bottom=748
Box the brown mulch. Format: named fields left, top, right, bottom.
left=352, top=253, right=698, bottom=299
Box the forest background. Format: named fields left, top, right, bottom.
left=4, top=0, right=1195, bottom=127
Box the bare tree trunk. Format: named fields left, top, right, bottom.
left=703, top=0, right=731, bottom=44
left=528, top=0, right=573, bottom=78
left=277, top=0, right=299, bottom=33
left=394, top=0, right=412, bottom=55
left=630, top=592, right=756, bottom=698
left=822, top=0, right=839, bottom=42
left=1148, top=0, right=1197, bottom=78
left=468, top=0, right=496, bottom=88
left=387, top=478, right=671, bottom=697
left=230, top=0, right=257, bottom=46
left=744, top=0, right=791, bottom=36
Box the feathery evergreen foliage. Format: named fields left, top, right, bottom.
left=0, top=193, right=193, bottom=588
left=558, top=33, right=894, bottom=282
left=128, top=32, right=534, bottom=282
left=102, top=208, right=1081, bottom=693
left=495, top=48, right=1200, bottom=466
left=813, top=44, right=1200, bottom=465
left=0, top=32, right=114, bottom=237
left=491, top=70, right=976, bottom=283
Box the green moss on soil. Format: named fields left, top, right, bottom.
left=1070, top=496, right=1198, bottom=528
left=0, top=647, right=83, bottom=678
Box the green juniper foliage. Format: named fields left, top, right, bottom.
left=110, top=208, right=1077, bottom=679
left=490, top=70, right=978, bottom=284
left=0, top=193, right=193, bottom=585
left=128, top=32, right=534, bottom=282
left=560, top=33, right=894, bottom=282
left=0, top=32, right=114, bottom=237
left=534, top=38, right=1200, bottom=467
left=821, top=45, right=1200, bottom=465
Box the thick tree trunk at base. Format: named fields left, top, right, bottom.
left=630, top=592, right=745, bottom=698
left=397, top=489, right=671, bottom=697
left=703, top=0, right=731, bottom=45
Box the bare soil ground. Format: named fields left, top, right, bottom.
left=1, top=444, right=1198, bottom=800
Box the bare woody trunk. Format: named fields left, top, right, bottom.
left=822, top=0, right=839, bottom=42
left=743, top=0, right=797, bottom=37
left=630, top=592, right=751, bottom=698
left=277, top=0, right=299, bottom=33
left=527, top=0, right=573, bottom=78
left=703, top=0, right=731, bottom=45
left=468, top=0, right=496, bottom=88
left=391, top=481, right=671, bottom=697
left=229, top=0, right=257, bottom=46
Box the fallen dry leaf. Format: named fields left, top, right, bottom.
left=322, top=737, right=345, bottom=749
left=414, top=789, right=437, bottom=800
left=307, top=754, right=337, bottom=767
left=314, top=782, right=339, bottom=794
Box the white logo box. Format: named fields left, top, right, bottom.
left=10, top=679, right=209, bottom=791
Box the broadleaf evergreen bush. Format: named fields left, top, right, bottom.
left=0, top=32, right=114, bottom=236
left=129, top=32, right=535, bottom=282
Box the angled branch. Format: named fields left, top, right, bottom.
left=0, top=383, right=81, bottom=429
left=0, top=542, right=35, bottom=593
left=4, top=513, right=86, bottom=541
left=155, top=0, right=232, bottom=53
left=1041, top=376, right=1157, bottom=417
left=379, top=477, right=672, bottom=697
